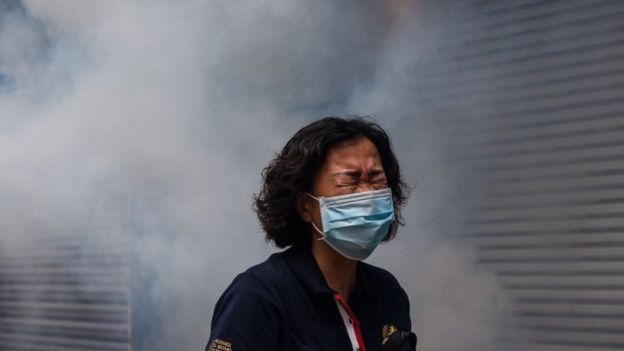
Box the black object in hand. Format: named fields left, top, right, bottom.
left=382, top=325, right=417, bottom=351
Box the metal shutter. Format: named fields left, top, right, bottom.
left=0, top=2, right=132, bottom=350
left=444, top=0, right=624, bottom=349
left=0, top=209, right=132, bottom=351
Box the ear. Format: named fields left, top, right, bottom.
left=296, top=193, right=313, bottom=223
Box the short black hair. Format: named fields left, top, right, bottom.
left=254, top=116, right=409, bottom=248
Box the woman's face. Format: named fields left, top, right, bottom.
left=298, top=135, right=388, bottom=230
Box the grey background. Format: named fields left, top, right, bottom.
left=0, top=0, right=623, bottom=350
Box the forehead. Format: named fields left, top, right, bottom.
left=324, top=136, right=383, bottom=168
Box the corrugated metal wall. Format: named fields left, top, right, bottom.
left=0, top=207, right=132, bottom=351
left=0, top=2, right=133, bottom=350
left=449, top=0, right=624, bottom=349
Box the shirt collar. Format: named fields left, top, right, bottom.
left=283, top=246, right=334, bottom=295
left=283, top=246, right=378, bottom=297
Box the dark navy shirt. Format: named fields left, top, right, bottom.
left=205, top=247, right=412, bottom=351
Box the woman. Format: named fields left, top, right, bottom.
left=205, top=117, right=415, bottom=351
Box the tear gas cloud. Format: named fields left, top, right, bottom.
left=0, top=1, right=507, bottom=350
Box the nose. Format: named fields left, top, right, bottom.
left=356, top=182, right=375, bottom=192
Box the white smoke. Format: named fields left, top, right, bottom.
left=0, top=1, right=508, bottom=350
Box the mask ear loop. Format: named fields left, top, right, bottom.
left=305, top=192, right=320, bottom=201
left=305, top=193, right=326, bottom=240
left=311, top=223, right=325, bottom=240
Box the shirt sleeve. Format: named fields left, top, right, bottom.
left=205, top=287, right=280, bottom=351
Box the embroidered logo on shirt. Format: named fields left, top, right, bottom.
left=208, top=339, right=232, bottom=351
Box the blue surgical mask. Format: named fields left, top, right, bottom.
left=306, top=188, right=395, bottom=261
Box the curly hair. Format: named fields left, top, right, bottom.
left=253, top=116, right=409, bottom=248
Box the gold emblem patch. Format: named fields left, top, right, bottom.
left=208, top=339, right=232, bottom=351
left=382, top=324, right=398, bottom=345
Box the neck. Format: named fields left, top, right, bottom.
left=311, top=236, right=358, bottom=303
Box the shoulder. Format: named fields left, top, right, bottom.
left=219, top=251, right=291, bottom=303
left=207, top=253, right=291, bottom=351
